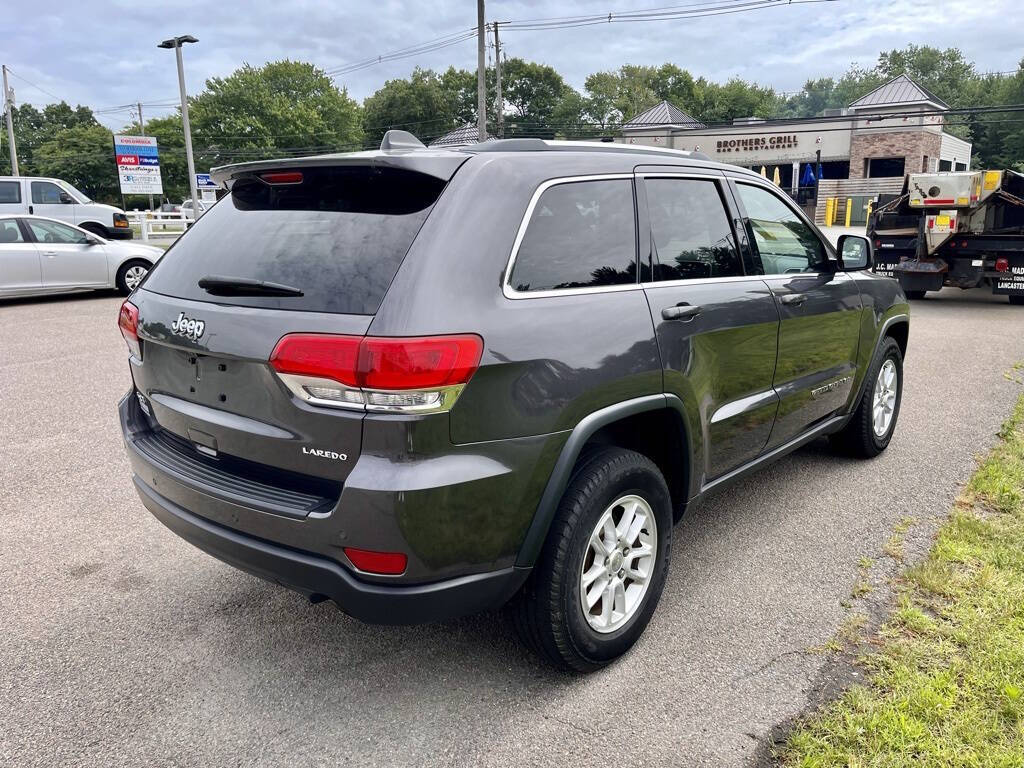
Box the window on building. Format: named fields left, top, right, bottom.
left=509, top=179, right=637, bottom=292
left=954, top=162, right=967, bottom=172
left=922, top=155, right=930, bottom=172
left=735, top=183, right=827, bottom=275
left=866, top=157, right=906, bottom=178
left=938, top=160, right=953, bottom=172
left=0, top=181, right=21, bottom=204
left=645, top=178, right=743, bottom=281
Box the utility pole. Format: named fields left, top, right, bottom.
left=159, top=35, right=199, bottom=218
left=2, top=65, right=19, bottom=176
left=137, top=101, right=154, bottom=211
left=476, top=0, right=487, bottom=142
left=492, top=22, right=503, bottom=139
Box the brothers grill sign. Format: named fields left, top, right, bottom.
left=716, top=134, right=799, bottom=152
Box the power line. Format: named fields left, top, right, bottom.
left=4, top=68, right=70, bottom=105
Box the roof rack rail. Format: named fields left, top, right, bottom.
left=459, top=137, right=711, bottom=161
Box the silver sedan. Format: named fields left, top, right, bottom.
left=0, top=214, right=164, bottom=298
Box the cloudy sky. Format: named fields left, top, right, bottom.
left=3, top=0, right=1020, bottom=130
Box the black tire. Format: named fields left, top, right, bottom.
left=1009, top=295, right=1024, bottom=306
left=116, top=259, right=151, bottom=296
left=79, top=222, right=107, bottom=238
left=904, top=290, right=926, bottom=300
left=830, top=337, right=903, bottom=458
left=511, top=447, right=672, bottom=672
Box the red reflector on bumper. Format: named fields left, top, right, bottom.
left=344, top=547, right=408, bottom=575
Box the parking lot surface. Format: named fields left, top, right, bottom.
left=3, top=287, right=1024, bottom=767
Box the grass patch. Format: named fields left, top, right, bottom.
left=781, top=395, right=1024, bottom=766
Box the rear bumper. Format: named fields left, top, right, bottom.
left=119, top=392, right=535, bottom=623
left=133, top=475, right=529, bottom=623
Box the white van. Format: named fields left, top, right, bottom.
left=0, top=176, right=133, bottom=239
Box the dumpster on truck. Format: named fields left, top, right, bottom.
left=869, top=169, right=1024, bottom=304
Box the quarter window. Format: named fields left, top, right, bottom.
left=509, top=179, right=637, bottom=292
left=27, top=219, right=88, bottom=244
left=31, top=181, right=66, bottom=205
left=0, top=219, right=24, bottom=243
left=735, top=183, right=827, bottom=275
left=0, top=181, right=21, bottom=204
left=646, top=178, right=743, bottom=281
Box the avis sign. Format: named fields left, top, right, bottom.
left=113, top=135, right=163, bottom=195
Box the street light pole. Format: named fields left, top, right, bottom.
left=159, top=35, right=199, bottom=219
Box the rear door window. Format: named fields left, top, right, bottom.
left=142, top=166, right=447, bottom=315
left=645, top=177, right=743, bottom=280
left=0, top=218, right=25, bottom=242
left=0, top=181, right=21, bottom=204
left=509, top=178, right=637, bottom=292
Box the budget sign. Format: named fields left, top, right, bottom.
left=113, top=135, right=163, bottom=195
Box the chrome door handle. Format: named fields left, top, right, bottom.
left=43, top=251, right=57, bottom=257
left=661, top=304, right=701, bottom=321
left=780, top=293, right=807, bottom=306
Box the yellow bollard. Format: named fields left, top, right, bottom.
left=825, top=197, right=835, bottom=227
left=845, top=197, right=853, bottom=227
left=866, top=200, right=873, bottom=224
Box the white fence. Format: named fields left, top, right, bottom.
left=126, top=210, right=195, bottom=242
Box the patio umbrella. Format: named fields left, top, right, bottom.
left=772, top=166, right=781, bottom=186
left=759, top=166, right=767, bottom=178
left=817, top=164, right=824, bottom=180
left=800, top=163, right=816, bottom=186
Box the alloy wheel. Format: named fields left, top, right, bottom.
left=579, top=494, right=658, bottom=634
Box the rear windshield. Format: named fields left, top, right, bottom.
left=143, top=166, right=447, bottom=314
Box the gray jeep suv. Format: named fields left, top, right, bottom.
left=118, top=133, right=909, bottom=671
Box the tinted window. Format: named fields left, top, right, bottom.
left=27, top=219, right=88, bottom=244
left=735, top=183, right=827, bottom=275
left=0, top=181, right=21, bottom=204
left=510, top=179, right=636, bottom=292
left=646, top=178, right=742, bottom=281
left=0, top=219, right=24, bottom=242
left=142, top=166, right=446, bottom=315
left=31, top=181, right=65, bottom=204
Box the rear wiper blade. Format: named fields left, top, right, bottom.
left=197, top=275, right=304, bottom=297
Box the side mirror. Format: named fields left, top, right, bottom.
left=85, top=235, right=101, bottom=246
left=59, top=191, right=74, bottom=204
left=837, top=234, right=873, bottom=271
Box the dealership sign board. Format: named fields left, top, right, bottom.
left=113, top=135, right=163, bottom=195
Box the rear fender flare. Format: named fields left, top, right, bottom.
left=514, top=394, right=693, bottom=568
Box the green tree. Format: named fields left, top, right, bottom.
left=0, top=101, right=97, bottom=176
left=501, top=58, right=569, bottom=133
left=34, top=122, right=119, bottom=204
left=362, top=67, right=466, bottom=145
left=188, top=60, right=362, bottom=166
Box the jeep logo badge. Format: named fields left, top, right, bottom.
left=171, top=312, right=206, bottom=341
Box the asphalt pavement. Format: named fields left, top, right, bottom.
left=2, top=286, right=1023, bottom=767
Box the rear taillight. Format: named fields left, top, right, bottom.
left=995, top=257, right=1010, bottom=273
left=118, top=301, right=141, bottom=359
left=344, top=547, right=407, bottom=575
left=270, top=333, right=483, bottom=413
